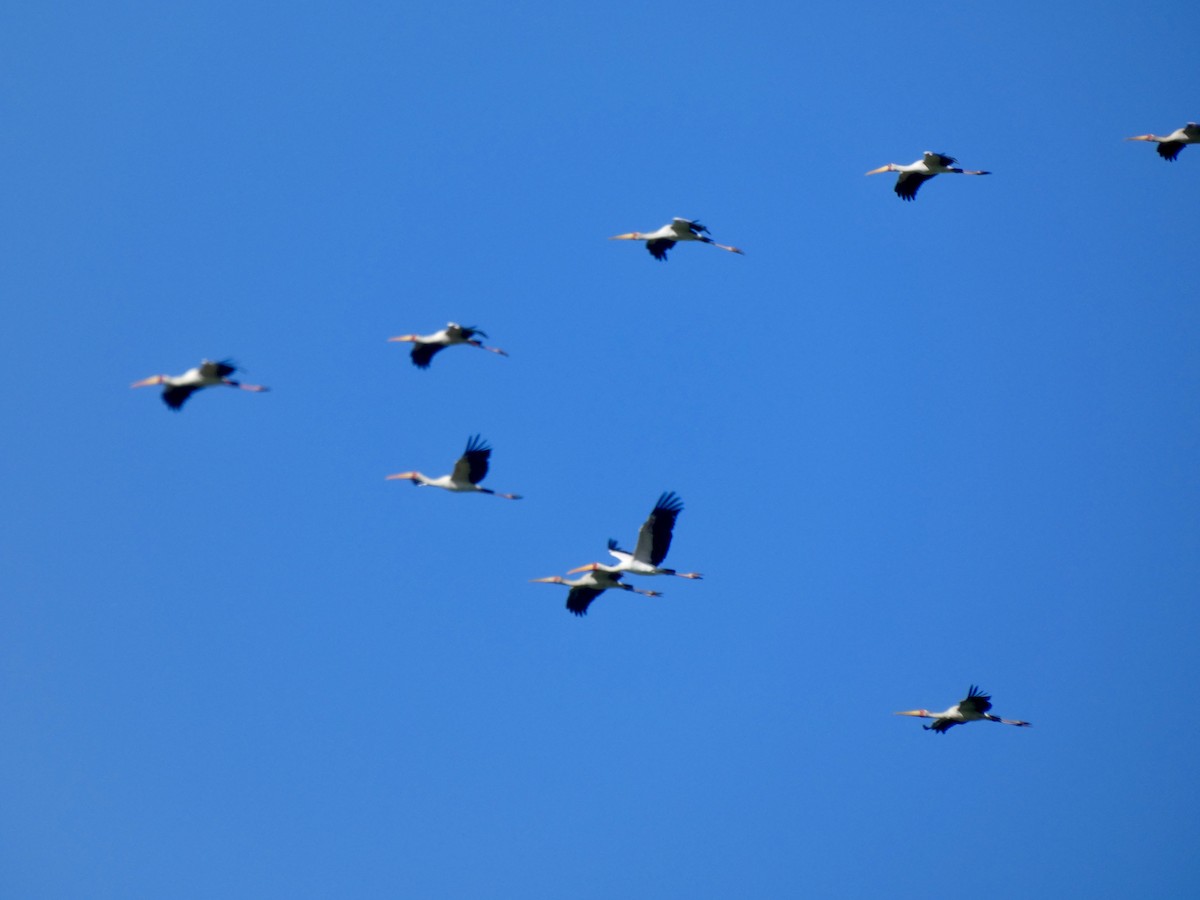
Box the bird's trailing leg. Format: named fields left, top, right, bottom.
left=476, top=487, right=523, bottom=500
left=467, top=340, right=509, bottom=357
left=986, top=715, right=1032, bottom=727
left=706, top=240, right=744, bottom=255
left=628, top=586, right=662, bottom=598
left=224, top=379, right=269, bottom=393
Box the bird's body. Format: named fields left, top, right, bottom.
left=1127, top=122, right=1200, bottom=161
left=530, top=571, right=661, bottom=617
left=388, top=322, right=508, bottom=369
left=569, top=491, right=702, bottom=580
left=895, top=685, right=1031, bottom=734
left=387, top=434, right=521, bottom=499
left=610, top=218, right=744, bottom=261
left=131, top=359, right=269, bottom=410
left=866, top=151, right=991, bottom=200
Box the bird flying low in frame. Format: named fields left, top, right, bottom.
left=386, top=434, right=522, bottom=499
left=131, top=359, right=269, bottom=410
left=388, top=322, right=508, bottom=369
left=609, top=218, right=744, bottom=261
left=568, top=491, right=702, bottom=580
left=1126, top=122, right=1200, bottom=161
left=530, top=570, right=662, bottom=617
left=866, top=151, right=991, bottom=201
left=895, top=685, right=1031, bottom=734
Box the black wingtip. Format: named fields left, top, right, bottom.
left=464, top=434, right=492, bottom=454
left=654, top=491, right=684, bottom=513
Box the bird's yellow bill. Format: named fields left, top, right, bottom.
left=893, top=710, right=924, bottom=717
left=608, top=233, right=639, bottom=240
left=387, top=335, right=418, bottom=343
left=130, top=376, right=164, bottom=388
left=565, top=564, right=598, bottom=575
left=864, top=165, right=892, bottom=176
left=385, top=472, right=418, bottom=481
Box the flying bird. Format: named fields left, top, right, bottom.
left=1126, top=122, right=1200, bottom=161
left=386, top=434, right=521, bottom=499
left=866, top=151, right=991, bottom=201
left=895, top=685, right=1031, bottom=734
left=530, top=570, right=662, bottom=617
left=388, top=322, right=508, bottom=369
left=610, top=218, right=744, bottom=261
left=568, top=492, right=702, bottom=580
left=131, top=359, right=269, bottom=410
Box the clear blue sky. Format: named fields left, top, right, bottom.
left=3, top=2, right=1198, bottom=897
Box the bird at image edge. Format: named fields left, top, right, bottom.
left=1126, top=122, right=1200, bottom=161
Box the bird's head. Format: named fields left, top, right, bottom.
left=894, top=709, right=931, bottom=719
left=385, top=471, right=421, bottom=484
left=131, top=375, right=167, bottom=388
left=609, top=232, right=642, bottom=241
left=864, top=164, right=896, bottom=176
left=387, top=334, right=419, bottom=343
left=529, top=576, right=566, bottom=585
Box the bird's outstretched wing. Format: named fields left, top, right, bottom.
left=199, top=359, right=237, bottom=379
left=634, top=491, right=684, bottom=566
left=895, top=171, right=935, bottom=200
left=566, top=586, right=604, bottom=616
left=1157, top=141, right=1185, bottom=161
left=410, top=343, right=443, bottom=369
left=646, top=239, right=675, bottom=260
left=454, top=434, right=492, bottom=484
left=162, top=385, right=197, bottom=410
left=960, top=685, right=993, bottom=715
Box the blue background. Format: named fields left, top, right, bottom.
left=3, top=2, right=1198, bottom=897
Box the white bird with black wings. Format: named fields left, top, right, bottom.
left=610, top=218, right=744, bottom=261
left=530, top=570, right=661, bottom=617
left=895, top=686, right=1031, bottom=734
left=386, top=435, right=521, bottom=499
left=1127, top=122, right=1200, bottom=161
left=388, top=322, right=508, bottom=369
left=568, top=492, right=702, bottom=580
left=131, top=359, right=269, bottom=410
left=866, top=151, right=991, bottom=201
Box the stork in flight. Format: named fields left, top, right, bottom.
left=530, top=570, right=662, bottom=617
left=568, top=492, right=702, bottom=580
left=610, top=218, right=744, bottom=261
left=895, top=685, right=1031, bottom=733
left=131, top=359, right=269, bottom=410
left=866, top=152, right=991, bottom=201
left=386, top=434, right=521, bottom=499
left=1126, top=122, right=1200, bottom=161
left=388, top=322, right=508, bottom=369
